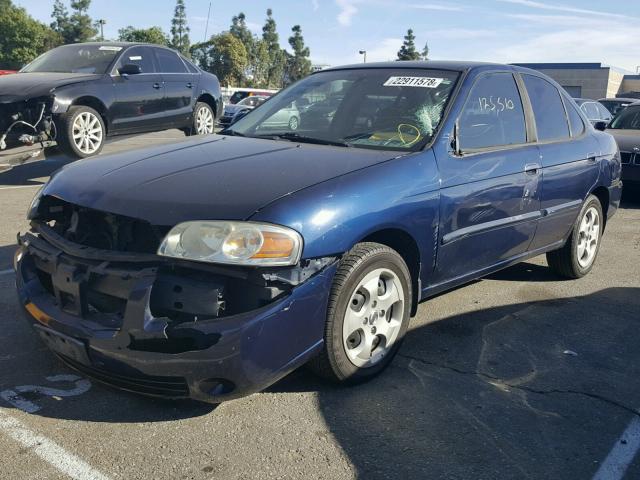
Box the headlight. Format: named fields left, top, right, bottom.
left=157, top=221, right=303, bottom=266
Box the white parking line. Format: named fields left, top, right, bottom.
left=0, top=409, right=111, bottom=480
left=593, top=416, right=640, bottom=480
left=0, top=184, right=43, bottom=190
left=0, top=269, right=14, bottom=276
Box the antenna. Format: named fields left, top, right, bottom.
left=204, top=1, right=212, bottom=41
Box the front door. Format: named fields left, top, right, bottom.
left=434, top=72, right=541, bottom=284
left=110, top=46, right=165, bottom=134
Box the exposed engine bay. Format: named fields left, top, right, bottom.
left=0, top=97, right=56, bottom=151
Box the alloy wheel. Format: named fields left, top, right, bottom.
left=196, top=106, right=214, bottom=134
left=342, top=268, right=405, bottom=368
left=72, top=112, right=103, bottom=155
left=576, top=206, right=600, bottom=268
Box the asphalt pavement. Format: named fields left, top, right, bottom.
left=0, top=130, right=639, bottom=479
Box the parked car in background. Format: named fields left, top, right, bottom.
left=218, top=95, right=269, bottom=128
left=16, top=61, right=621, bottom=404
left=606, top=103, right=640, bottom=190
left=573, top=98, right=613, bottom=125
left=0, top=42, right=222, bottom=158
left=227, top=88, right=276, bottom=105
left=599, top=98, right=639, bottom=117
left=0, top=70, right=16, bottom=76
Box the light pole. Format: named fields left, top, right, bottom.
left=359, top=50, right=367, bottom=63
left=97, top=19, right=106, bottom=41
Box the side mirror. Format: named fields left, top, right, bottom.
left=594, top=121, right=608, bottom=131
left=118, top=64, right=142, bottom=76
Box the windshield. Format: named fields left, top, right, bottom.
left=238, top=96, right=267, bottom=107
left=22, top=44, right=121, bottom=74
left=226, top=68, right=460, bottom=151
left=609, top=106, right=640, bottom=130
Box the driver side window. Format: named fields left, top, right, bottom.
left=458, top=73, right=527, bottom=151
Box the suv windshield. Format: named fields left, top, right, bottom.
left=226, top=68, right=459, bottom=151
left=22, top=44, right=121, bottom=74
left=609, top=106, right=640, bottom=130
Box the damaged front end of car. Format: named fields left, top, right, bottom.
left=15, top=195, right=338, bottom=402
left=0, top=96, right=57, bottom=151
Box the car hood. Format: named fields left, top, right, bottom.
left=42, top=135, right=404, bottom=226
left=607, top=129, right=640, bottom=152
left=0, top=72, right=102, bottom=103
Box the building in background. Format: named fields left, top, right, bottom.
left=513, top=63, right=640, bottom=99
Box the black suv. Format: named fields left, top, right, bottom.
left=0, top=42, right=222, bottom=158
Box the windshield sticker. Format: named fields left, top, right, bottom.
left=129, top=56, right=142, bottom=61
left=383, top=76, right=444, bottom=88
left=99, top=46, right=122, bottom=51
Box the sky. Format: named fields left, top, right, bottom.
left=13, top=0, right=640, bottom=72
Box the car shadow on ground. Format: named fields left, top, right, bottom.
left=272, top=286, right=640, bottom=479
left=0, top=150, right=74, bottom=186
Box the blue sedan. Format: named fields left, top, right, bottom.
left=15, top=61, right=622, bottom=403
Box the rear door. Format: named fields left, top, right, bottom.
left=434, top=71, right=542, bottom=283
left=153, top=47, right=197, bottom=128
left=110, top=46, right=165, bottom=133
left=523, top=75, right=600, bottom=251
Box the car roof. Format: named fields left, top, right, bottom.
left=60, top=41, right=174, bottom=50
left=321, top=60, right=540, bottom=74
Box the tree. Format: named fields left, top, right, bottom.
left=191, top=33, right=247, bottom=86
left=285, top=25, right=311, bottom=83
left=261, top=9, right=286, bottom=88
left=422, top=41, right=429, bottom=61
left=397, top=28, right=421, bottom=61
left=0, top=0, right=59, bottom=69
left=51, top=0, right=96, bottom=43
left=229, top=12, right=254, bottom=84
left=118, top=26, right=168, bottom=45
left=170, top=0, right=191, bottom=56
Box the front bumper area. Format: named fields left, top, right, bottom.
left=15, top=230, right=337, bottom=403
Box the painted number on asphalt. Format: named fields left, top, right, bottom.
left=0, top=374, right=91, bottom=413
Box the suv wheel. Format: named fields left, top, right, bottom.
left=309, top=242, right=412, bottom=383
left=56, top=106, right=105, bottom=159
left=186, top=102, right=215, bottom=136
left=547, top=194, right=604, bottom=278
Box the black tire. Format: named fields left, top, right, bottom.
left=546, top=194, right=604, bottom=279
left=55, top=105, right=105, bottom=159
left=185, top=102, right=215, bottom=136
left=308, top=242, right=412, bottom=383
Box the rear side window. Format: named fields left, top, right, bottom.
left=458, top=72, right=527, bottom=151
left=116, top=46, right=155, bottom=74
left=181, top=55, right=199, bottom=74
left=522, top=74, right=570, bottom=142
left=563, top=97, right=585, bottom=137
left=155, top=48, right=187, bottom=73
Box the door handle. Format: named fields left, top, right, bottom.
left=152, top=82, right=161, bottom=89
left=587, top=152, right=598, bottom=162
left=524, top=163, right=541, bottom=175
left=186, top=82, right=193, bottom=89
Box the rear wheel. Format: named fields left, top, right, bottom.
left=56, top=106, right=105, bottom=159
left=546, top=194, right=603, bottom=278
left=185, top=102, right=215, bottom=136
left=309, top=242, right=412, bottom=383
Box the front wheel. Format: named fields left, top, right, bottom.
left=308, top=242, right=412, bottom=383
left=186, top=102, right=215, bottom=136
left=56, top=106, right=105, bottom=159
left=546, top=194, right=604, bottom=278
